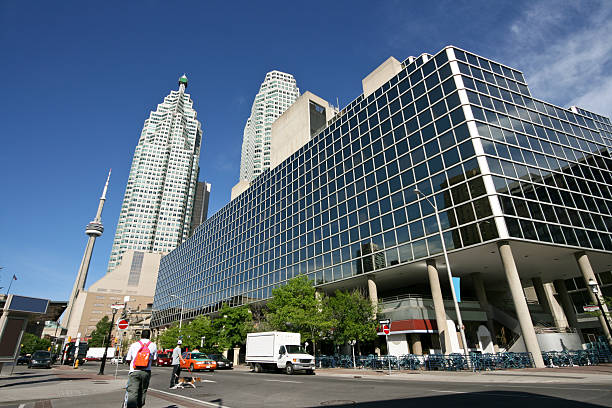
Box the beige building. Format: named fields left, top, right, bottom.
left=66, top=250, right=162, bottom=338
left=231, top=91, right=337, bottom=200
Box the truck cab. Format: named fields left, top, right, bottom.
left=276, top=344, right=314, bottom=374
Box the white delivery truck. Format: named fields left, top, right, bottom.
left=85, top=347, right=115, bottom=361
left=246, top=331, right=315, bottom=375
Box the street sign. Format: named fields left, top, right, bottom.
left=583, top=305, right=600, bottom=312
left=379, top=319, right=390, bottom=325
left=111, top=303, right=125, bottom=310
left=382, top=324, right=390, bottom=335
left=117, top=319, right=129, bottom=330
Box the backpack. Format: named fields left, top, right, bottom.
left=133, top=341, right=151, bottom=369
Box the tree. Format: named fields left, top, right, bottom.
left=182, top=315, right=215, bottom=352
left=325, top=290, right=377, bottom=347
left=212, top=304, right=253, bottom=351
left=20, top=333, right=51, bottom=355
left=88, top=316, right=111, bottom=347
left=265, top=275, right=332, bottom=355
left=156, top=323, right=181, bottom=350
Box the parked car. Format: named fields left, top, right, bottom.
left=208, top=354, right=233, bottom=369
left=155, top=352, right=172, bottom=367
left=17, top=355, right=31, bottom=365
left=28, top=350, right=53, bottom=369
left=180, top=352, right=217, bottom=372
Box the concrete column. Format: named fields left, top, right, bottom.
left=233, top=347, right=240, bottom=366
left=367, top=277, right=378, bottom=319
left=410, top=333, right=422, bottom=355
left=427, top=259, right=450, bottom=354
left=471, top=272, right=498, bottom=350
left=553, top=279, right=584, bottom=342
left=575, top=252, right=612, bottom=345
left=531, top=277, right=552, bottom=315
left=543, top=283, right=569, bottom=329
left=497, top=242, right=544, bottom=368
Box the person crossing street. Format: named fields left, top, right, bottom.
left=170, top=340, right=185, bottom=389
left=124, top=330, right=157, bottom=408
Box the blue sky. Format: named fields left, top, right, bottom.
left=1, top=0, right=611, bottom=301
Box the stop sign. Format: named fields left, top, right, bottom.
left=382, top=324, right=390, bottom=335
left=117, top=319, right=129, bottom=330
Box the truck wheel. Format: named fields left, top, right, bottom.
left=285, top=363, right=294, bottom=375
left=254, top=363, right=263, bottom=373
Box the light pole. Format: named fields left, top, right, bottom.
left=349, top=340, right=356, bottom=368
left=99, top=303, right=124, bottom=375
left=170, top=294, right=185, bottom=332
left=415, top=188, right=469, bottom=359
left=588, top=278, right=612, bottom=344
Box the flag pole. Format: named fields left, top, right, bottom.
left=6, top=274, right=16, bottom=296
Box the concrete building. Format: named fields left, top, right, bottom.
left=66, top=250, right=162, bottom=338
left=239, top=71, right=299, bottom=182
left=152, top=47, right=612, bottom=367
left=270, top=91, right=338, bottom=170
left=107, top=75, right=203, bottom=273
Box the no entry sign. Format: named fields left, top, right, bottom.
left=382, top=324, right=390, bottom=335
left=117, top=319, right=129, bottom=330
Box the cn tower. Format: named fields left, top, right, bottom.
left=63, top=170, right=111, bottom=335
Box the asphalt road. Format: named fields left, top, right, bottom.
left=67, top=362, right=612, bottom=408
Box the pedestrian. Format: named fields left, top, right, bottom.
left=124, top=330, right=157, bottom=408
left=170, top=340, right=185, bottom=389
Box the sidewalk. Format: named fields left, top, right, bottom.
left=0, top=366, right=192, bottom=407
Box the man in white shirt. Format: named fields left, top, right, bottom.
left=125, top=330, right=157, bottom=408
left=170, top=340, right=185, bottom=389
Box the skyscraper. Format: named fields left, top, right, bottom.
left=239, top=71, right=299, bottom=182
left=107, top=75, right=203, bottom=273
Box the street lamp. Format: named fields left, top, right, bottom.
left=588, top=278, right=612, bottom=341
left=170, top=294, right=185, bottom=332
left=99, top=303, right=124, bottom=375
left=415, top=188, right=469, bottom=358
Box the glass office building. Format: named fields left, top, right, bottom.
left=152, top=47, right=612, bottom=352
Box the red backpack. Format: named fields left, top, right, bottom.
left=133, top=341, right=151, bottom=369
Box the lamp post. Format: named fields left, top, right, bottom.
left=170, top=294, right=185, bottom=332
left=99, top=303, right=124, bottom=375
left=349, top=340, right=356, bottom=368
left=588, top=278, right=612, bottom=343
left=415, top=188, right=470, bottom=359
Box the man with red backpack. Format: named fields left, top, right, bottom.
left=125, top=330, right=158, bottom=408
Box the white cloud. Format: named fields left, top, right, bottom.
left=497, top=0, right=612, bottom=118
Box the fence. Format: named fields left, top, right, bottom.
left=315, top=342, right=612, bottom=372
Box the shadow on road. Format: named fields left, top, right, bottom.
left=0, top=377, right=89, bottom=388
left=0, top=373, right=53, bottom=381
left=310, top=391, right=607, bottom=407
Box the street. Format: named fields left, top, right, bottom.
left=1, top=362, right=612, bottom=408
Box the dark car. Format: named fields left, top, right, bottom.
left=208, top=354, right=233, bottom=369
left=155, top=352, right=172, bottom=367
left=17, top=355, right=30, bottom=365
left=29, top=351, right=53, bottom=369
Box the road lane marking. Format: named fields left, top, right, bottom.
left=150, top=388, right=231, bottom=408
left=265, top=379, right=303, bottom=384
left=430, top=390, right=467, bottom=394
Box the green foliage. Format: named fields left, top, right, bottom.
left=20, top=333, right=51, bottom=355
left=265, top=275, right=333, bottom=347
left=181, top=315, right=215, bottom=352
left=211, top=304, right=253, bottom=350
left=325, top=290, right=377, bottom=345
left=88, top=316, right=111, bottom=347
left=156, top=323, right=181, bottom=350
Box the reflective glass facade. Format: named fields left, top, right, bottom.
left=152, top=47, right=612, bottom=328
